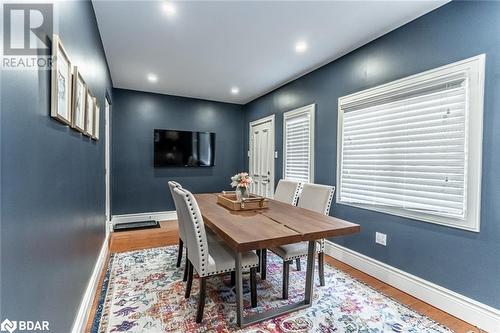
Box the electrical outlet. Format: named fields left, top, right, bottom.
left=375, top=232, right=387, bottom=246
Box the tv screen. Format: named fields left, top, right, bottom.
left=154, top=129, right=216, bottom=167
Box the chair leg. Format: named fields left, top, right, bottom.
left=230, top=271, right=236, bottom=286
left=295, top=258, right=301, bottom=271
left=185, top=261, right=193, bottom=298
left=195, top=277, right=207, bottom=323
left=182, top=250, right=188, bottom=282
left=256, top=249, right=261, bottom=273
left=250, top=267, right=257, bottom=308
left=261, top=249, right=267, bottom=280
left=318, top=252, right=325, bottom=287
left=282, top=260, right=291, bottom=299
left=176, top=239, right=183, bottom=268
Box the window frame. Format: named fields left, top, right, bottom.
left=336, top=55, right=485, bottom=232
left=283, top=104, right=316, bottom=183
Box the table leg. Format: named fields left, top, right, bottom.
left=233, top=242, right=316, bottom=328
left=256, top=249, right=261, bottom=273
left=261, top=248, right=267, bottom=280
left=304, top=240, right=316, bottom=304
left=234, top=251, right=244, bottom=327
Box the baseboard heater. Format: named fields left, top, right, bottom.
left=113, top=220, right=160, bottom=232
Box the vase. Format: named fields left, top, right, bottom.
left=236, top=187, right=249, bottom=202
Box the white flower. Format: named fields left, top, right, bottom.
left=230, top=172, right=253, bottom=188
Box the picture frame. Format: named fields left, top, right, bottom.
left=71, top=67, right=87, bottom=133
left=85, top=90, right=94, bottom=137
left=92, top=99, right=100, bottom=140
left=50, top=34, right=73, bottom=125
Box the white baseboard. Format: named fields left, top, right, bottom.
left=111, top=211, right=177, bottom=226
left=71, top=234, right=109, bottom=333
left=324, top=240, right=500, bottom=332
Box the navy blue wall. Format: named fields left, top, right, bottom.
left=244, top=1, right=500, bottom=308
left=1, top=1, right=112, bottom=331
left=111, top=88, right=245, bottom=215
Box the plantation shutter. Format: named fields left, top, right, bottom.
left=284, top=105, right=314, bottom=183
left=339, top=74, right=468, bottom=219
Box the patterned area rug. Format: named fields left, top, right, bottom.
left=92, top=246, right=453, bottom=333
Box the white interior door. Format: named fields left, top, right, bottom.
left=249, top=115, right=275, bottom=198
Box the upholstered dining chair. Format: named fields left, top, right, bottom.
left=258, top=179, right=303, bottom=280
left=168, top=181, right=186, bottom=270
left=270, top=183, right=335, bottom=299
left=169, top=181, right=222, bottom=283
left=172, top=187, right=260, bottom=323
left=273, top=179, right=303, bottom=205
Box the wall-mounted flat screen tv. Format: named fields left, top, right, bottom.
left=154, top=129, right=216, bottom=167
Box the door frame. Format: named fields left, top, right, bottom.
left=248, top=114, right=275, bottom=197
left=105, top=94, right=112, bottom=235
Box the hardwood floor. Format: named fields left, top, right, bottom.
left=86, top=220, right=481, bottom=333
left=109, top=221, right=179, bottom=253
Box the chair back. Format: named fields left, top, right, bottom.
left=297, top=183, right=335, bottom=215
left=168, top=181, right=186, bottom=241
left=172, top=187, right=209, bottom=275
left=274, top=179, right=302, bottom=205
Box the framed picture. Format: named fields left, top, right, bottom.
left=71, top=67, right=86, bottom=133
left=50, top=34, right=72, bottom=125
left=92, top=99, right=100, bottom=140
left=85, top=90, right=94, bottom=137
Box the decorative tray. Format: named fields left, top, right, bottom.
left=217, top=191, right=269, bottom=211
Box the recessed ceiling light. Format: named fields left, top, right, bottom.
left=147, top=73, right=158, bottom=83
left=162, top=2, right=176, bottom=16
left=231, top=87, right=239, bottom=95
left=295, top=41, right=308, bottom=53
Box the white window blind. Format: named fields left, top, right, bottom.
left=337, top=55, right=485, bottom=231
left=283, top=104, right=315, bottom=183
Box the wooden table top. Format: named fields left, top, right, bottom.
left=194, top=193, right=360, bottom=252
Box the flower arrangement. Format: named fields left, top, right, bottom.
left=230, top=172, right=253, bottom=189
left=231, top=172, right=253, bottom=201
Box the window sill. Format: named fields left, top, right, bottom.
left=337, top=200, right=480, bottom=232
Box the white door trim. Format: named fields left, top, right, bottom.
left=104, top=96, right=111, bottom=235
left=249, top=115, right=275, bottom=197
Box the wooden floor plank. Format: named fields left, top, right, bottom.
left=86, top=220, right=481, bottom=333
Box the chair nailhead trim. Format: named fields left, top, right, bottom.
left=269, top=248, right=319, bottom=261
left=184, top=192, right=209, bottom=274
left=325, top=187, right=335, bottom=215
left=200, top=262, right=260, bottom=277
left=274, top=253, right=317, bottom=260
left=292, top=183, right=303, bottom=206
left=316, top=187, right=335, bottom=254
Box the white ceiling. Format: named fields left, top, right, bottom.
left=93, top=0, right=448, bottom=104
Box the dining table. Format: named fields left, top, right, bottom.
left=194, top=193, right=361, bottom=328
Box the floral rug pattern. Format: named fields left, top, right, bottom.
left=92, top=246, right=453, bottom=333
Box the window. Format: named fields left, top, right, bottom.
left=283, top=104, right=315, bottom=183
left=337, top=55, right=485, bottom=231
